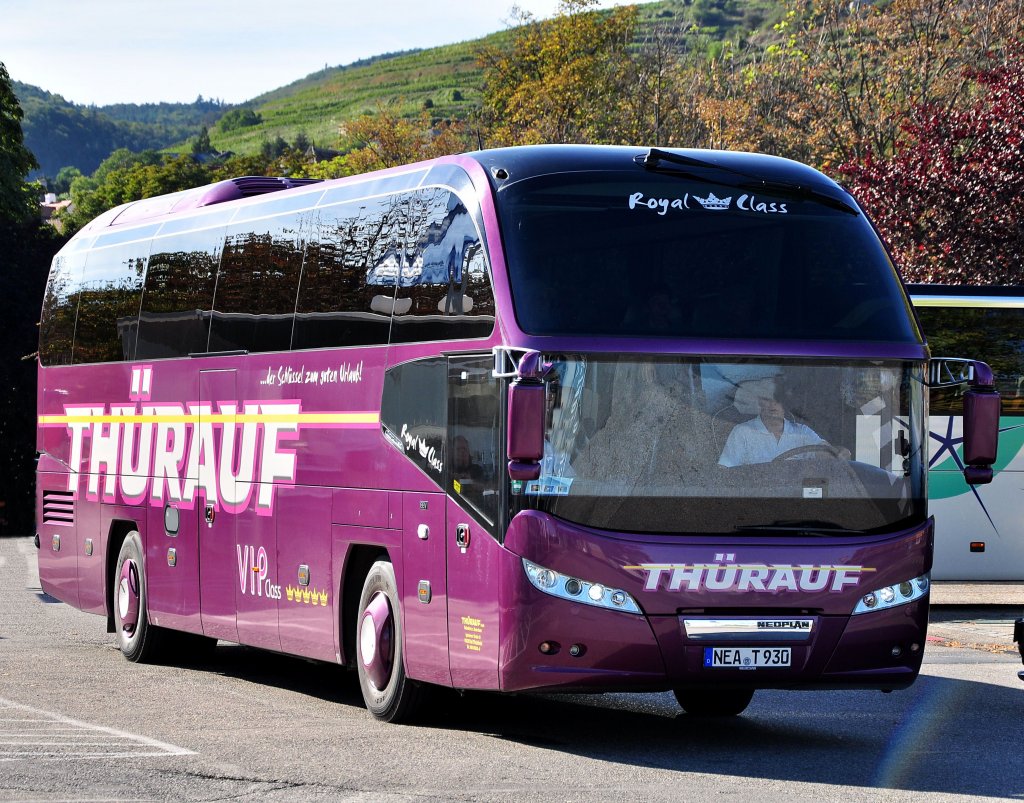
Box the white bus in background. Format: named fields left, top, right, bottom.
left=910, top=285, right=1024, bottom=581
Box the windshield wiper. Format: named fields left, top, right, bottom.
left=637, top=148, right=741, bottom=173
left=636, top=148, right=860, bottom=216
left=735, top=522, right=865, bottom=535
left=635, top=148, right=749, bottom=184
left=736, top=179, right=859, bottom=216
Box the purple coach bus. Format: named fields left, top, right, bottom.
left=35, top=145, right=1000, bottom=720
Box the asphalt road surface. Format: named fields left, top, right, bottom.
left=1, top=535, right=1021, bottom=802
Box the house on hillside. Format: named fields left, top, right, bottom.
left=40, top=193, right=72, bottom=231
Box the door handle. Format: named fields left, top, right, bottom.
left=455, top=523, right=470, bottom=550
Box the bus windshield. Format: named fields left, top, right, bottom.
left=499, top=171, right=920, bottom=343
left=513, top=356, right=927, bottom=535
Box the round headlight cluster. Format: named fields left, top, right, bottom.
left=853, top=573, right=930, bottom=615
left=522, top=558, right=642, bottom=614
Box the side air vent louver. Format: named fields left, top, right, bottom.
left=42, top=490, right=75, bottom=526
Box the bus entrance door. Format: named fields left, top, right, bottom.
left=198, top=370, right=238, bottom=643
left=445, top=355, right=501, bottom=690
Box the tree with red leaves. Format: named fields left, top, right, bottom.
left=839, top=41, right=1024, bottom=285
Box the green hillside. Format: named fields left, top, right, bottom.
left=15, top=83, right=229, bottom=178
left=17, top=0, right=784, bottom=176
left=209, top=39, right=493, bottom=154
left=208, top=0, right=783, bottom=155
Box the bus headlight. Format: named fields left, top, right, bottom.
left=522, top=558, right=642, bottom=615
left=852, top=573, right=929, bottom=615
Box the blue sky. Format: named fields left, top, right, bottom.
left=1, top=0, right=633, bottom=107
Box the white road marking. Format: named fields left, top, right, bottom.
left=0, top=698, right=196, bottom=761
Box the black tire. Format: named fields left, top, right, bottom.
left=355, top=560, right=422, bottom=722
left=113, top=531, right=168, bottom=663
left=674, top=688, right=755, bottom=717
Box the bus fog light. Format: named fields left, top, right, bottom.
left=891, top=645, right=902, bottom=657
left=539, top=641, right=560, bottom=655
left=569, top=644, right=585, bottom=657
left=564, top=578, right=583, bottom=596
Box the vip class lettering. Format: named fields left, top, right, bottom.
left=237, top=544, right=282, bottom=599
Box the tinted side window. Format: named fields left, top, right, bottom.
left=917, top=305, right=1024, bottom=415
left=390, top=188, right=495, bottom=344
left=39, top=250, right=85, bottom=366
left=292, top=195, right=406, bottom=350
left=381, top=357, right=447, bottom=486
left=71, top=242, right=147, bottom=364
left=209, top=212, right=309, bottom=354
left=136, top=228, right=223, bottom=359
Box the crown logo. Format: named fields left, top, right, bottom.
left=694, top=192, right=731, bottom=210
left=318, top=590, right=329, bottom=606
left=286, top=586, right=296, bottom=602
left=302, top=588, right=312, bottom=604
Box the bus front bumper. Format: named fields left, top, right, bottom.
left=498, top=589, right=928, bottom=694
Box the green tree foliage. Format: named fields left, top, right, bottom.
left=340, top=105, right=473, bottom=173
left=63, top=149, right=209, bottom=231
left=217, top=108, right=263, bottom=133
left=260, top=136, right=290, bottom=161
left=0, top=216, right=66, bottom=533
left=191, top=126, right=214, bottom=155
left=51, top=165, right=82, bottom=196
left=478, top=0, right=640, bottom=145
left=0, top=62, right=39, bottom=222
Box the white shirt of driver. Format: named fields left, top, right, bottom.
left=718, top=417, right=826, bottom=467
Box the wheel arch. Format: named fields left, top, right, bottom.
left=340, top=544, right=392, bottom=668
left=105, top=518, right=141, bottom=633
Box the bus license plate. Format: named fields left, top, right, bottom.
left=704, top=647, right=791, bottom=669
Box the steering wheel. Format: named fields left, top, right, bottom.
left=772, top=443, right=844, bottom=462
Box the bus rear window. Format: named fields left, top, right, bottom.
left=499, top=172, right=919, bottom=343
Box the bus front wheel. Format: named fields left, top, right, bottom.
left=355, top=560, right=421, bottom=722
left=113, top=531, right=168, bottom=663
left=674, top=688, right=754, bottom=717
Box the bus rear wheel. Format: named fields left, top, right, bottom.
left=355, top=560, right=421, bottom=722
left=674, top=688, right=754, bottom=717
left=113, top=531, right=168, bottom=663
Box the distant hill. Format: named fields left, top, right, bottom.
left=15, top=82, right=231, bottom=179
left=16, top=0, right=782, bottom=178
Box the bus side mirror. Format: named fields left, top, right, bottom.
left=963, top=361, right=999, bottom=485
left=506, top=352, right=547, bottom=481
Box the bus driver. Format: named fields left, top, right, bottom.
left=719, top=385, right=847, bottom=467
